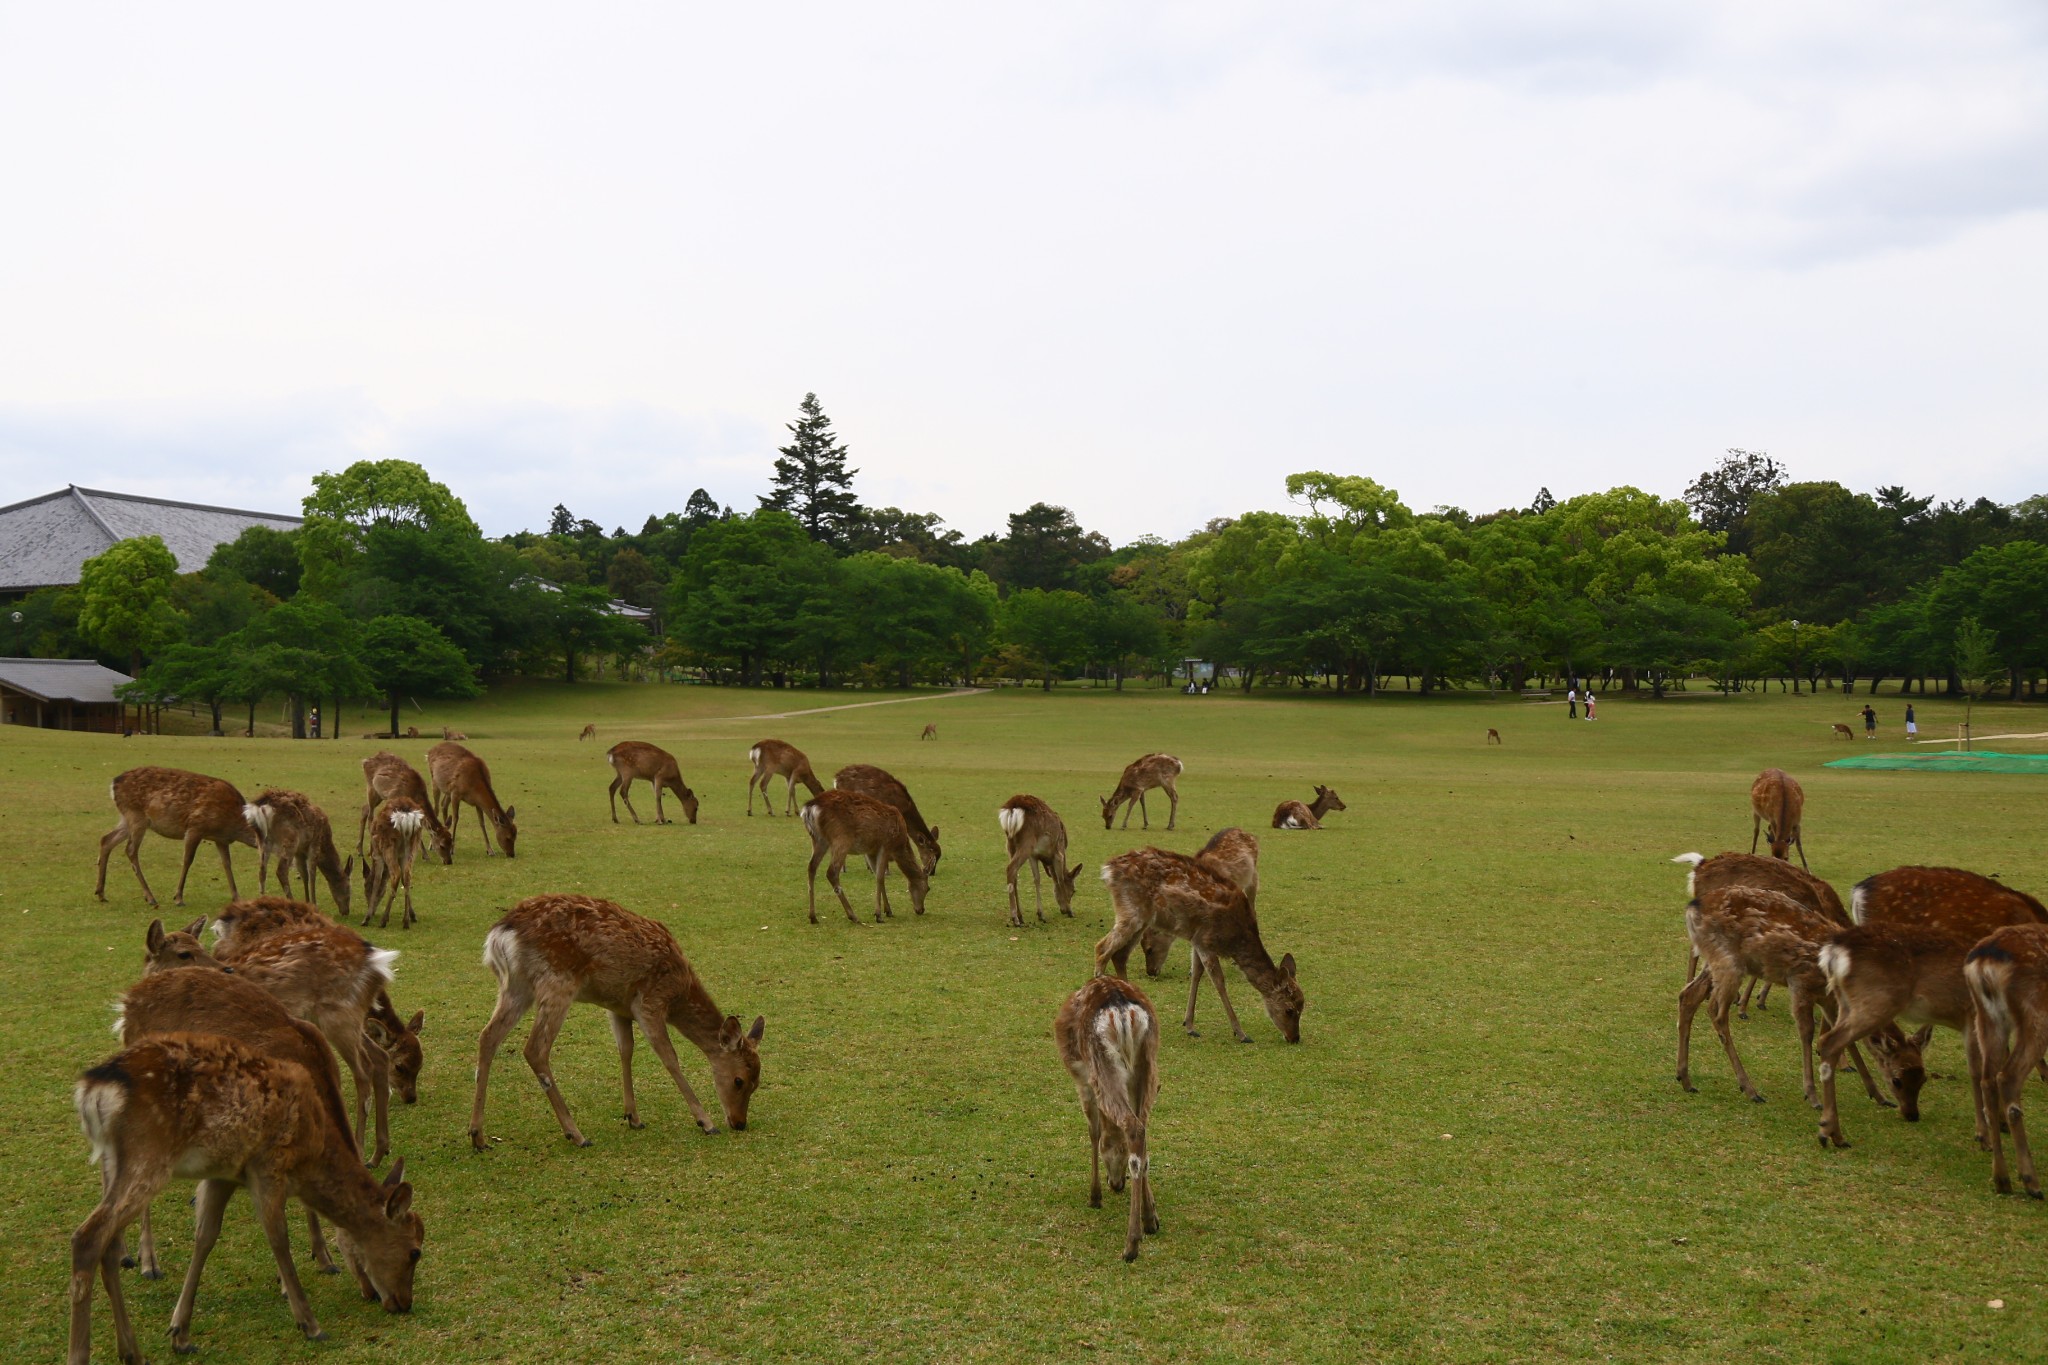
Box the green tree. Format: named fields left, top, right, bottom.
left=1953, top=617, right=2001, bottom=748
left=76, top=537, right=185, bottom=673
left=670, top=510, right=836, bottom=684
left=359, top=615, right=482, bottom=736
left=121, top=643, right=242, bottom=735
left=205, top=525, right=302, bottom=597
left=993, top=503, right=1111, bottom=592
left=760, top=393, right=863, bottom=548
left=1683, top=449, right=1785, bottom=556
left=299, top=459, right=479, bottom=598
left=236, top=599, right=369, bottom=738
left=1000, top=589, right=1094, bottom=690
left=1924, top=541, right=2048, bottom=699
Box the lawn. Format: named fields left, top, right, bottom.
left=5, top=680, right=2046, bottom=1363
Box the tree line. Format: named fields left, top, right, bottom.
left=6, top=398, right=2046, bottom=729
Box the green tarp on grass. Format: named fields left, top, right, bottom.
left=1825, top=749, right=2048, bottom=774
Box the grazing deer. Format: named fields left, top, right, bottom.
left=1832, top=722, right=1855, bottom=740
left=359, top=752, right=454, bottom=865
left=162, top=920, right=405, bottom=1166
left=579, top=723, right=597, bottom=741
left=606, top=741, right=699, bottom=825
left=1486, top=728, right=1502, bottom=745
left=114, top=968, right=357, bottom=1281
left=361, top=798, right=426, bottom=929
left=94, top=766, right=259, bottom=908
left=441, top=726, right=466, bottom=741
left=1673, top=851, right=1847, bottom=1015
left=747, top=739, right=824, bottom=816
left=834, top=764, right=940, bottom=875
left=427, top=741, right=518, bottom=857
left=800, top=790, right=931, bottom=925
left=1749, top=768, right=1808, bottom=868
left=1101, top=753, right=1183, bottom=831
left=469, top=894, right=765, bottom=1148
left=1096, top=847, right=1302, bottom=1043
left=1134, top=828, right=1262, bottom=977
left=210, top=897, right=428, bottom=1110
left=1677, top=887, right=1900, bottom=1110
left=999, top=795, right=1083, bottom=926
left=1966, top=925, right=2048, bottom=1198
left=920, top=723, right=938, bottom=740
left=68, top=1035, right=422, bottom=1364
left=1054, top=976, right=1161, bottom=1262
left=245, top=788, right=354, bottom=918
left=1272, top=785, right=1346, bottom=831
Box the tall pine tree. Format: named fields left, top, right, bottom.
left=761, top=392, right=862, bottom=548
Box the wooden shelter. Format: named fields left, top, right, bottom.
left=0, top=658, right=135, bottom=732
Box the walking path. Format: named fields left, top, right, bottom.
left=716, top=688, right=989, bottom=723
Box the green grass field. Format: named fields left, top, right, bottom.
left=6, top=681, right=2046, bottom=1363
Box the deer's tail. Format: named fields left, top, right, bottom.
left=243, top=802, right=273, bottom=838
left=998, top=806, right=1025, bottom=840
left=1086, top=999, right=1154, bottom=1136
left=389, top=809, right=426, bottom=838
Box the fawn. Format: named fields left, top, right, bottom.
left=1055, top=976, right=1162, bottom=1261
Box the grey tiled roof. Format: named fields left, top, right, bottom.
left=0, top=486, right=302, bottom=591
left=0, top=657, right=135, bottom=704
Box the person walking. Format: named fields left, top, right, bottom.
left=1905, top=702, right=1918, bottom=742
left=1567, top=686, right=1578, bottom=720
left=1585, top=691, right=1597, bottom=721
left=1861, top=703, right=1877, bottom=739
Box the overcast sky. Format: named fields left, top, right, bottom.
left=2, top=2, right=2044, bottom=544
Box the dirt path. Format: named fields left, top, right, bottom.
left=716, top=688, right=990, bottom=723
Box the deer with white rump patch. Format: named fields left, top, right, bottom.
left=835, top=763, right=940, bottom=875
left=427, top=740, right=518, bottom=857
left=359, top=752, right=454, bottom=865
left=1673, top=850, right=1848, bottom=1016
left=361, top=797, right=426, bottom=929
left=800, top=789, right=930, bottom=925
left=67, top=1035, right=422, bottom=1365
left=607, top=740, right=699, bottom=824
left=1096, top=846, right=1302, bottom=1043
left=469, top=894, right=765, bottom=1148
left=1966, top=924, right=2048, bottom=1198
left=1749, top=768, right=1807, bottom=868
left=747, top=738, right=823, bottom=816
left=1272, top=785, right=1346, bottom=830
left=94, top=766, right=259, bottom=907
left=245, top=788, right=354, bottom=917
left=1101, top=753, right=1182, bottom=830
left=999, top=795, right=1083, bottom=926
left=1055, top=976, right=1161, bottom=1262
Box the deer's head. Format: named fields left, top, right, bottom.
left=708, top=1015, right=766, bottom=1131
left=1866, top=1023, right=1931, bottom=1120
left=1262, top=953, right=1304, bottom=1043
left=336, top=1157, right=423, bottom=1313
left=144, top=917, right=226, bottom=974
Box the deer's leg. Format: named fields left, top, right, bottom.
left=1793, top=831, right=1809, bottom=871
left=338, top=1026, right=394, bottom=1167
left=1030, top=857, right=1046, bottom=924
left=1979, top=1010, right=2016, bottom=1191
left=256, top=838, right=272, bottom=894
left=872, top=858, right=892, bottom=922
left=746, top=772, right=757, bottom=816
left=1183, top=950, right=1209, bottom=1037
left=1750, top=812, right=1761, bottom=855
left=783, top=775, right=798, bottom=816
left=214, top=836, right=240, bottom=901
left=1791, top=983, right=1821, bottom=1108
left=1134, top=791, right=1148, bottom=829
left=1163, top=780, right=1178, bottom=831
left=1966, top=1023, right=1992, bottom=1150
left=620, top=778, right=646, bottom=825
left=805, top=844, right=828, bottom=926
left=609, top=1010, right=643, bottom=1128
left=306, top=1209, right=337, bottom=1274
left=824, top=854, right=862, bottom=924
left=1079, top=1088, right=1104, bottom=1208
left=1200, top=958, right=1255, bottom=1043
left=169, top=1177, right=235, bottom=1353
left=523, top=988, right=590, bottom=1146
left=1814, top=998, right=1896, bottom=1149
left=608, top=776, right=623, bottom=824
left=1123, top=1139, right=1149, bottom=1261
left=637, top=1010, right=721, bottom=1134
left=469, top=979, right=535, bottom=1150
left=1004, top=847, right=1027, bottom=928
left=1705, top=971, right=1763, bottom=1100
left=1675, top=968, right=1713, bottom=1092
left=94, top=819, right=126, bottom=901
left=249, top=1169, right=325, bottom=1341
left=1093, top=911, right=1145, bottom=978
left=70, top=1165, right=159, bottom=1365
left=400, top=862, right=416, bottom=929
left=2003, top=1013, right=2048, bottom=1198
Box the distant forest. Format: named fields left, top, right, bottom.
left=9, top=394, right=2047, bottom=732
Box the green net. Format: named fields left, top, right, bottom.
left=1825, top=749, right=2048, bottom=774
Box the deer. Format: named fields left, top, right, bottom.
left=1676, top=886, right=1903, bottom=1110
left=441, top=726, right=466, bottom=741
left=1749, top=768, right=1808, bottom=868
left=999, top=795, right=1083, bottom=926
left=579, top=723, right=597, bottom=741
left=469, top=894, right=765, bottom=1148
left=800, top=789, right=931, bottom=925
left=146, top=916, right=405, bottom=1166
left=1133, top=828, right=1262, bottom=977
left=245, top=788, right=354, bottom=917
left=1101, top=753, right=1183, bottom=831
left=1054, top=976, right=1161, bottom=1262
left=359, top=752, right=454, bottom=865
left=834, top=763, right=940, bottom=875
left=1809, top=867, right=2047, bottom=1148
left=747, top=738, right=823, bottom=816
left=67, top=1035, right=422, bottom=1365
left=211, top=897, right=427, bottom=1109
left=1966, top=924, right=2048, bottom=1198
left=404, top=725, right=420, bottom=739
left=427, top=740, right=518, bottom=857
left=920, top=722, right=938, bottom=740
left=1832, top=722, right=1855, bottom=740
left=1672, top=851, right=1847, bottom=1015
left=606, top=741, right=700, bottom=825
left=113, top=967, right=357, bottom=1281
left=361, top=798, right=426, bottom=929
left=94, top=766, right=259, bottom=908
left=1096, top=847, right=1302, bottom=1044
left=1486, top=728, right=1502, bottom=745
left=1272, top=785, right=1346, bottom=830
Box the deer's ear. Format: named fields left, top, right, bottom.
left=748, top=1014, right=766, bottom=1044
left=184, top=915, right=208, bottom=938
left=364, top=1017, right=392, bottom=1045
left=502, top=806, right=517, bottom=822
left=1280, top=953, right=1297, bottom=979
left=343, top=855, right=354, bottom=878
left=408, top=1010, right=424, bottom=1035
left=383, top=1157, right=406, bottom=1187
left=928, top=825, right=939, bottom=842
left=1912, top=1025, right=1935, bottom=1049
left=385, top=1181, right=414, bottom=1219
left=719, top=1015, right=745, bottom=1050
left=147, top=919, right=166, bottom=953
left=1069, top=863, right=1085, bottom=881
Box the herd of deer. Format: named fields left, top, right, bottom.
left=1676, top=765, right=2048, bottom=1199
left=67, top=721, right=1342, bottom=1353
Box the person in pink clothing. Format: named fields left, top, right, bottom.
left=1584, top=692, right=1597, bottom=721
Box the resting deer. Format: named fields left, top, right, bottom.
left=747, top=739, right=823, bottom=816
left=68, top=1035, right=422, bottom=1364
left=800, top=789, right=930, bottom=925
left=211, top=897, right=427, bottom=1108
left=579, top=723, right=597, bottom=741
left=427, top=740, right=518, bottom=857
left=359, top=752, right=454, bottom=865
left=606, top=741, right=699, bottom=825
left=469, top=894, right=765, bottom=1148
left=1673, top=851, right=1847, bottom=1015
left=441, top=726, right=466, bottom=741
left=361, top=798, right=426, bottom=929
left=1677, top=887, right=1900, bottom=1110
left=245, top=788, right=353, bottom=917
left=834, top=763, right=939, bottom=874
left=1054, top=976, right=1161, bottom=1262
left=114, top=967, right=356, bottom=1281
left=1810, top=866, right=2046, bottom=1148
left=920, top=723, right=938, bottom=740
left=1967, top=925, right=2048, bottom=1198
left=1749, top=768, right=1808, bottom=868
left=999, top=795, right=1083, bottom=926
left=147, top=917, right=404, bottom=1166
left=404, top=725, right=420, bottom=739
left=94, top=766, right=259, bottom=907
left=1096, top=847, right=1302, bottom=1043
left=1102, top=753, right=1182, bottom=830
left=1272, top=785, right=1346, bottom=831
